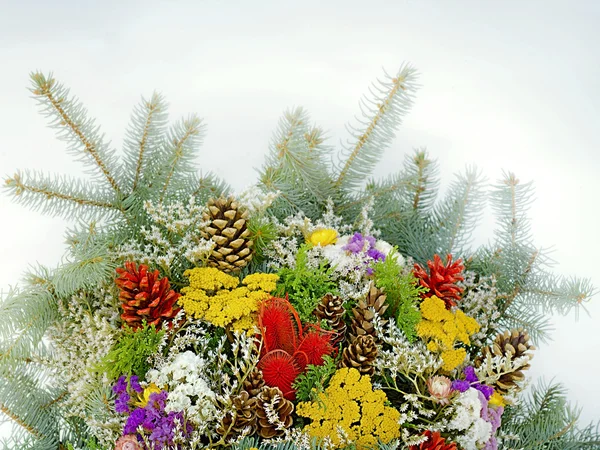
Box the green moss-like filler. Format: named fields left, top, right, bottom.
left=95, top=322, right=164, bottom=380
left=276, top=244, right=338, bottom=323
left=372, top=249, right=424, bottom=341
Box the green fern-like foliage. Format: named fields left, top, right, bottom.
left=372, top=250, right=423, bottom=341
left=94, top=323, right=164, bottom=381
left=275, top=244, right=339, bottom=322
left=292, top=355, right=337, bottom=402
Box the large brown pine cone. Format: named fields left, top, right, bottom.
left=255, top=387, right=294, bottom=438
left=339, top=335, right=378, bottom=376
left=475, top=328, right=535, bottom=395
left=217, top=391, right=257, bottom=437
left=243, top=369, right=265, bottom=398
left=314, top=293, right=347, bottom=346
left=202, top=197, right=254, bottom=273
left=350, top=282, right=388, bottom=342
left=115, top=261, right=180, bottom=330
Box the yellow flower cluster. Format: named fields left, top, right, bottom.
left=296, top=368, right=400, bottom=449
left=179, top=268, right=278, bottom=332
left=307, top=228, right=338, bottom=246
left=416, top=296, right=480, bottom=372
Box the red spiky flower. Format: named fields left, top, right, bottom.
left=115, top=261, right=181, bottom=330
left=256, top=296, right=334, bottom=400
left=258, top=350, right=302, bottom=400
left=414, top=254, right=464, bottom=309
left=409, top=430, right=457, bottom=450
left=258, top=296, right=302, bottom=356
left=296, top=328, right=334, bottom=366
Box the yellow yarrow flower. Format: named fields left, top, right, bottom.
left=416, top=296, right=480, bottom=372
left=179, top=268, right=278, bottom=331
left=297, top=368, right=400, bottom=449
left=307, top=228, right=338, bottom=246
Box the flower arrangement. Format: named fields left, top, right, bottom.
left=0, top=67, right=597, bottom=450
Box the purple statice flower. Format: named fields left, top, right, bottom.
left=113, top=376, right=128, bottom=394
left=453, top=366, right=494, bottom=400
left=478, top=390, right=504, bottom=450
left=478, top=384, right=494, bottom=400
left=130, top=375, right=143, bottom=393
left=451, top=379, right=470, bottom=392
left=122, top=389, right=192, bottom=450
left=113, top=375, right=145, bottom=414
left=115, top=391, right=132, bottom=414
left=483, top=437, right=498, bottom=450
left=464, top=365, right=478, bottom=383
left=366, top=247, right=386, bottom=262
left=124, top=408, right=147, bottom=434
left=343, top=233, right=368, bottom=254
left=343, top=232, right=387, bottom=276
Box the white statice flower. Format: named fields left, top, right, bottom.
left=46, top=286, right=122, bottom=447
left=237, top=185, right=280, bottom=215
left=146, top=351, right=218, bottom=433
left=118, top=197, right=214, bottom=271
left=458, top=272, right=501, bottom=348
left=446, top=388, right=492, bottom=450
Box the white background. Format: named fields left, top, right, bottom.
left=0, top=0, right=599, bottom=430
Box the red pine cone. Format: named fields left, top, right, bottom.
left=414, top=254, right=464, bottom=309
left=115, top=261, right=181, bottom=330
left=410, top=431, right=457, bottom=450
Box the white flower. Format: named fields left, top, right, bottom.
left=447, top=388, right=492, bottom=450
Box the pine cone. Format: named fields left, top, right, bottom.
left=350, top=282, right=388, bottom=342
left=202, top=196, right=254, bottom=273
left=475, top=329, right=535, bottom=395
left=217, top=391, right=257, bottom=437
left=115, top=261, right=180, bottom=330
left=414, top=254, right=465, bottom=309
left=243, top=369, right=265, bottom=398
left=314, top=293, right=347, bottom=346
left=339, top=335, right=378, bottom=376
left=255, top=387, right=294, bottom=439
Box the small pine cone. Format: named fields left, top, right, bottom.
left=255, top=387, right=294, bottom=439
left=217, top=391, right=258, bottom=437
left=475, top=328, right=535, bottom=395
left=202, top=196, right=254, bottom=273
left=314, top=293, right=347, bottom=346
left=350, top=282, right=388, bottom=342
left=339, top=335, right=378, bottom=377
left=115, top=261, right=180, bottom=330
left=243, top=369, right=265, bottom=398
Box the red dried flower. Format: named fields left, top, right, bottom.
left=414, top=254, right=464, bottom=309
left=258, top=350, right=302, bottom=400
left=115, top=261, right=181, bottom=330
left=256, top=296, right=334, bottom=399
left=258, top=296, right=302, bottom=356
left=410, top=430, right=457, bottom=450
left=296, top=328, right=334, bottom=366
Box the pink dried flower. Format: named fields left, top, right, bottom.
left=427, top=375, right=453, bottom=405
left=115, top=434, right=142, bottom=450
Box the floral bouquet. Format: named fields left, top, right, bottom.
left=1, top=67, right=597, bottom=450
